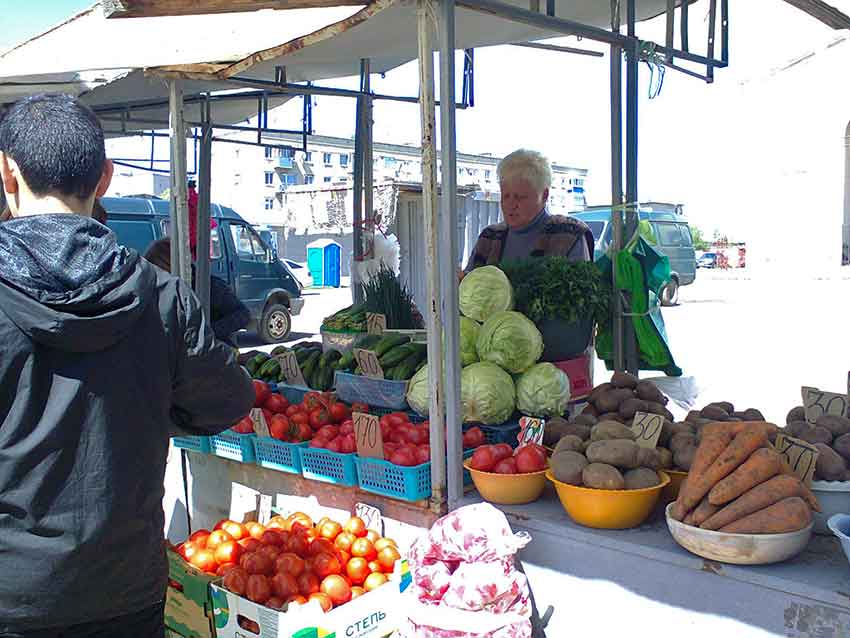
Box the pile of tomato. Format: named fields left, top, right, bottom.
left=175, top=512, right=401, bottom=613
left=468, top=442, right=548, bottom=474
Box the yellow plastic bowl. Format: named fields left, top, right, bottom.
left=464, top=460, right=548, bottom=505
left=547, top=470, right=671, bottom=529
left=661, top=470, right=688, bottom=505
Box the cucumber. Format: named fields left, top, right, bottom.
left=270, top=345, right=289, bottom=357
left=247, top=353, right=269, bottom=375
left=336, top=350, right=355, bottom=370
left=258, top=358, right=281, bottom=378
left=380, top=343, right=418, bottom=368
left=374, top=334, right=410, bottom=357
left=394, top=351, right=422, bottom=381
left=357, top=334, right=382, bottom=351
left=301, top=351, right=321, bottom=384
left=319, top=349, right=343, bottom=369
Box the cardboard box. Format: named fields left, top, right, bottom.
left=165, top=548, right=217, bottom=638
left=210, top=560, right=411, bottom=638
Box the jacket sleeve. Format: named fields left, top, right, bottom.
left=169, top=280, right=255, bottom=437
left=210, top=276, right=251, bottom=341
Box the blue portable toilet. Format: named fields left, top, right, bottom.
left=306, top=239, right=341, bottom=287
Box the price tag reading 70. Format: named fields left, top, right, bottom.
left=629, top=411, right=664, bottom=449
left=802, top=386, right=849, bottom=425
left=354, top=349, right=384, bottom=379
left=353, top=412, right=384, bottom=459
left=275, top=351, right=306, bottom=387
left=774, top=432, right=819, bottom=485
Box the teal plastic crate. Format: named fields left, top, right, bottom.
left=335, top=372, right=408, bottom=411
left=355, top=450, right=474, bottom=503
left=252, top=437, right=308, bottom=474
left=300, top=447, right=358, bottom=486
left=172, top=435, right=210, bottom=454
left=209, top=431, right=256, bottom=463
left=268, top=383, right=310, bottom=406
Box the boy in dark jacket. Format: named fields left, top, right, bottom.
left=0, top=93, right=254, bottom=636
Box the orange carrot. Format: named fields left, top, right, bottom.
left=671, top=431, right=733, bottom=520
left=701, top=474, right=807, bottom=530
left=683, top=510, right=696, bottom=526
left=678, top=428, right=768, bottom=514
left=708, top=447, right=783, bottom=506
left=691, top=496, right=720, bottom=526
left=718, top=496, right=812, bottom=534
left=702, top=421, right=778, bottom=440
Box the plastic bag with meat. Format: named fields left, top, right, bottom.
left=442, top=560, right=530, bottom=614
left=413, top=559, right=454, bottom=603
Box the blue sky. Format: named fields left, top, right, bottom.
left=0, top=1, right=92, bottom=51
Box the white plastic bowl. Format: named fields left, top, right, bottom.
left=810, top=480, right=850, bottom=535
left=665, top=503, right=813, bottom=565
left=827, top=514, right=850, bottom=569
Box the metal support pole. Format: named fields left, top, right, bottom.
left=438, top=0, right=463, bottom=511
left=707, top=0, right=717, bottom=83
left=169, top=80, right=192, bottom=284
left=352, top=86, right=365, bottom=304
left=665, top=0, right=675, bottom=63
left=843, top=120, right=850, bottom=265
left=610, top=0, right=625, bottom=373
left=418, top=0, right=447, bottom=511
left=195, top=97, right=213, bottom=316
left=624, top=0, right=640, bottom=375
left=362, top=60, right=375, bottom=269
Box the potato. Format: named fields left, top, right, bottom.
left=551, top=451, right=588, bottom=485
left=663, top=408, right=676, bottom=423
left=786, top=406, right=806, bottom=425
left=589, top=382, right=613, bottom=404
left=798, top=426, right=833, bottom=446
left=595, top=388, right=635, bottom=413
left=586, top=439, right=639, bottom=469
left=814, top=443, right=848, bottom=481
left=572, top=414, right=598, bottom=427
left=744, top=408, right=765, bottom=422
left=661, top=421, right=694, bottom=447
left=657, top=447, right=674, bottom=469
left=598, top=412, right=626, bottom=424
left=674, top=443, right=698, bottom=471
left=701, top=405, right=730, bottom=420
left=619, top=397, right=649, bottom=420
left=543, top=417, right=588, bottom=447
left=636, top=447, right=663, bottom=470
left=553, top=435, right=585, bottom=455
left=710, top=401, right=735, bottom=414
left=635, top=380, right=666, bottom=404
left=833, top=433, right=850, bottom=462
left=624, top=467, right=661, bottom=490
left=785, top=420, right=810, bottom=438
left=640, top=401, right=666, bottom=418
left=590, top=421, right=636, bottom=442
left=816, top=415, right=850, bottom=438
left=581, top=439, right=592, bottom=453
left=670, top=431, right=697, bottom=455
left=581, top=403, right=600, bottom=417
left=583, top=463, right=625, bottom=490
left=685, top=410, right=703, bottom=423
left=611, top=371, right=639, bottom=389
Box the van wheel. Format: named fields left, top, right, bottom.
left=260, top=304, right=291, bottom=343
left=660, top=278, right=679, bottom=307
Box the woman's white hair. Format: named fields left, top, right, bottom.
left=497, top=149, right=552, bottom=194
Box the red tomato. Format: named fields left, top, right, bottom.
left=266, top=596, right=285, bottom=610
left=275, top=552, right=305, bottom=576
left=492, top=443, right=513, bottom=462
left=243, top=522, right=265, bottom=540
left=351, top=402, right=369, bottom=413
left=336, top=549, right=351, bottom=566
left=462, top=426, right=486, bottom=449
left=291, top=412, right=309, bottom=427
left=350, top=538, right=377, bottom=561
left=214, top=540, right=243, bottom=566
left=309, top=437, right=329, bottom=449
left=246, top=574, right=271, bottom=604
left=469, top=446, right=496, bottom=471
left=377, top=546, right=401, bottom=573
left=365, top=530, right=381, bottom=544
left=253, top=380, right=271, bottom=408
left=339, top=434, right=357, bottom=454
left=312, top=552, right=342, bottom=579
left=188, top=529, right=211, bottom=548
left=389, top=447, right=417, bottom=467
left=309, top=408, right=332, bottom=429
left=363, top=572, right=388, bottom=591
left=329, top=402, right=350, bottom=424
left=239, top=538, right=261, bottom=552
left=286, top=534, right=309, bottom=557
left=297, top=572, right=320, bottom=596
left=326, top=437, right=343, bottom=453
left=206, top=530, right=234, bottom=551
left=220, top=521, right=246, bottom=541
left=492, top=457, right=518, bottom=474
left=223, top=567, right=249, bottom=595
left=374, top=537, right=397, bottom=552
left=406, top=425, right=429, bottom=445
left=367, top=560, right=382, bottom=574
left=258, top=544, right=282, bottom=561
left=515, top=445, right=547, bottom=473
left=309, top=591, right=333, bottom=613
left=287, top=512, right=314, bottom=532
left=415, top=445, right=431, bottom=465
left=285, top=405, right=303, bottom=418
left=260, top=530, right=285, bottom=546
left=189, top=549, right=217, bottom=573
left=339, top=419, right=354, bottom=435
left=319, top=521, right=343, bottom=541
left=316, top=425, right=340, bottom=440
left=379, top=420, right=393, bottom=441
left=303, top=392, right=326, bottom=411
left=286, top=594, right=308, bottom=606
left=265, top=516, right=287, bottom=530
left=215, top=562, right=238, bottom=576
left=343, top=516, right=367, bottom=538
left=309, top=538, right=337, bottom=557
left=389, top=412, right=410, bottom=423
left=264, top=393, right=289, bottom=414
left=232, top=416, right=254, bottom=434
left=296, top=422, right=313, bottom=442
left=320, top=574, right=352, bottom=605
left=269, top=415, right=291, bottom=441
left=270, top=572, right=299, bottom=599
left=350, top=586, right=366, bottom=600
left=241, top=552, right=274, bottom=576
left=346, top=557, right=370, bottom=585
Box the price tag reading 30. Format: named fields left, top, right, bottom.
left=355, top=502, right=383, bottom=535
left=802, top=386, right=849, bottom=425
left=774, top=432, right=819, bottom=485
left=366, top=313, right=387, bottom=335
left=275, top=351, right=306, bottom=387
left=250, top=408, right=271, bottom=437
left=354, top=349, right=384, bottom=379
left=630, top=411, right=664, bottom=449
left=517, top=417, right=546, bottom=446
left=353, top=412, right=384, bottom=459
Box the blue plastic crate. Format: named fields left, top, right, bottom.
left=464, top=420, right=521, bottom=446
left=172, top=435, right=210, bottom=454
left=300, top=447, right=358, bottom=486
left=355, top=450, right=474, bottom=503
left=252, top=437, right=308, bottom=474
left=209, top=431, right=256, bottom=463
left=268, top=383, right=311, bottom=406
left=335, top=372, right=408, bottom=411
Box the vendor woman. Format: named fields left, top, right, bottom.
left=464, top=149, right=594, bottom=273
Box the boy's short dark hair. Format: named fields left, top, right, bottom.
left=0, top=93, right=105, bottom=200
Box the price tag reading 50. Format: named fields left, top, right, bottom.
left=629, top=411, right=664, bottom=449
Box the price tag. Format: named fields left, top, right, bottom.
left=258, top=494, right=273, bottom=526
left=630, top=411, right=664, bottom=449
left=250, top=408, right=271, bottom=437
left=366, top=313, right=386, bottom=335
left=355, top=502, right=383, bottom=535
left=275, top=351, right=306, bottom=387
left=353, top=411, right=384, bottom=459
left=229, top=483, right=259, bottom=522
left=802, top=386, right=849, bottom=425
left=517, top=417, right=546, bottom=446
left=774, top=432, right=819, bottom=485
left=354, top=348, right=384, bottom=379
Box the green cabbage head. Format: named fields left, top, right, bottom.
left=516, top=362, right=571, bottom=418
left=459, top=317, right=481, bottom=367
left=476, top=311, right=543, bottom=374
left=459, top=266, right=513, bottom=321
left=406, top=363, right=430, bottom=416
left=461, top=362, right=516, bottom=425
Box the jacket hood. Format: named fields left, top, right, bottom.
left=0, top=214, right=156, bottom=352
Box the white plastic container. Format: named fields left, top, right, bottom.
left=810, top=480, right=850, bottom=535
